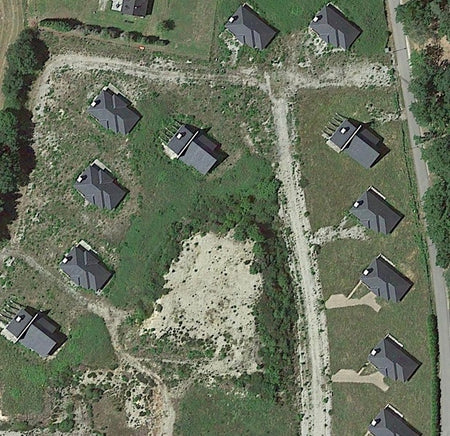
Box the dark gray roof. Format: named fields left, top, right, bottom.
left=310, top=3, right=361, bottom=50
left=5, top=307, right=66, bottom=357
left=60, top=245, right=113, bottom=291
left=167, top=125, right=219, bottom=174
left=361, top=256, right=413, bottom=302
left=88, top=88, right=141, bottom=134
left=369, top=405, right=422, bottom=436
left=74, top=163, right=127, bottom=210
left=330, top=119, right=382, bottom=168
left=121, top=0, right=149, bottom=16
left=368, top=336, right=421, bottom=382
left=350, top=188, right=403, bottom=234
left=225, top=4, right=277, bottom=49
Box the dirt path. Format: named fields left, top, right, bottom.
left=16, top=51, right=395, bottom=435
left=269, top=92, right=331, bottom=435
left=0, top=246, right=176, bottom=435
left=0, top=0, right=24, bottom=108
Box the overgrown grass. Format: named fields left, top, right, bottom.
left=175, top=384, right=298, bottom=435
left=0, top=313, right=116, bottom=415
left=294, top=86, right=432, bottom=434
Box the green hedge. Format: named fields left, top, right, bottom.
left=427, top=313, right=441, bottom=436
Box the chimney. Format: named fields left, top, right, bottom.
left=15, top=315, right=24, bottom=323
left=228, top=16, right=236, bottom=23
left=340, top=127, right=348, bottom=134
left=363, top=268, right=371, bottom=276
left=313, top=15, right=320, bottom=22
left=62, top=256, right=71, bottom=264
left=370, top=348, right=380, bottom=356
left=91, top=99, right=100, bottom=107
left=371, top=419, right=379, bottom=426
left=353, top=201, right=361, bottom=208
left=76, top=174, right=86, bottom=183
left=176, top=132, right=184, bottom=140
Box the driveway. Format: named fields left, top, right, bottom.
left=387, top=1, right=450, bottom=434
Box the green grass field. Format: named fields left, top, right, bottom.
left=294, top=86, right=432, bottom=434
left=30, top=0, right=388, bottom=59
left=175, top=384, right=298, bottom=435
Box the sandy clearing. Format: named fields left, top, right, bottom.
left=269, top=88, right=331, bottom=435
left=325, top=292, right=381, bottom=312
left=98, top=0, right=109, bottom=12
left=141, top=232, right=263, bottom=378
left=332, top=369, right=389, bottom=392
left=311, top=218, right=368, bottom=246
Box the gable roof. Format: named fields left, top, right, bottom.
left=361, top=255, right=413, bottom=302
left=167, top=125, right=219, bottom=174
left=350, top=188, right=403, bottom=234
left=88, top=87, right=141, bottom=134
left=60, top=245, right=113, bottom=291
left=369, top=405, right=422, bottom=436
left=368, top=335, right=421, bottom=382
left=225, top=4, right=277, bottom=49
left=121, top=0, right=149, bottom=16
left=74, top=162, right=127, bottom=210
left=330, top=119, right=383, bottom=168
left=5, top=307, right=66, bottom=357
left=310, top=3, right=361, bottom=50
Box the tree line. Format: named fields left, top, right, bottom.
left=0, top=28, right=47, bottom=234
left=397, top=3, right=450, bottom=270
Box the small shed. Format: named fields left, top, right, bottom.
left=74, top=160, right=127, bottom=210
left=310, top=3, right=361, bottom=50
left=165, top=124, right=221, bottom=175
left=361, top=255, right=413, bottom=302
left=368, top=404, right=422, bottom=436
left=88, top=86, right=141, bottom=134
left=225, top=4, right=277, bottom=49
left=60, top=243, right=113, bottom=291
left=350, top=187, right=403, bottom=234
left=368, top=335, right=421, bottom=382
left=4, top=306, right=66, bottom=357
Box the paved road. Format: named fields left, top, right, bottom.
left=387, top=1, right=450, bottom=434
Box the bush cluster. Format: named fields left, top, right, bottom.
left=427, top=314, right=441, bottom=435
left=39, top=18, right=169, bottom=46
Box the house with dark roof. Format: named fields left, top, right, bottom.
left=350, top=187, right=404, bottom=234
left=111, top=0, right=151, bottom=17
left=165, top=124, right=221, bottom=174
left=88, top=86, right=141, bottom=134
left=4, top=306, right=66, bottom=357
left=225, top=4, right=277, bottom=49
left=368, top=335, right=421, bottom=382
left=310, top=3, right=361, bottom=50
left=60, top=243, right=113, bottom=291
left=74, top=160, right=127, bottom=210
left=325, top=117, right=385, bottom=168
left=361, top=255, right=413, bottom=302
left=369, top=404, right=422, bottom=436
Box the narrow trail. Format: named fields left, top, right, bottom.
left=0, top=246, right=175, bottom=435
left=268, top=92, right=331, bottom=435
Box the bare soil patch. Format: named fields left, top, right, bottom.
left=332, top=369, right=389, bottom=392
left=141, top=232, right=263, bottom=378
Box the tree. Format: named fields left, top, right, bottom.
left=422, top=136, right=450, bottom=183
left=159, top=19, right=176, bottom=32
left=424, top=180, right=450, bottom=268
left=0, top=110, right=20, bottom=194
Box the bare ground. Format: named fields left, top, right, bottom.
left=332, top=369, right=389, bottom=392
left=141, top=232, right=263, bottom=378
left=310, top=217, right=368, bottom=246
left=325, top=293, right=381, bottom=312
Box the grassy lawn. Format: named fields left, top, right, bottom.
left=294, top=86, right=432, bottom=434
left=175, top=384, right=298, bottom=435
left=29, top=0, right=217, bottom=58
